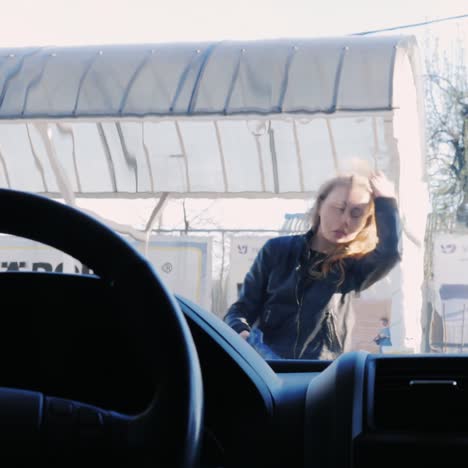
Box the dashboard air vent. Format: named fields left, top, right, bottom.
left=370, top=357, right=468, bottom=432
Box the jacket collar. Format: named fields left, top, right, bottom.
left=304, top=228, right=315, bottom=243
left=298, top=228, right=315, bottom=267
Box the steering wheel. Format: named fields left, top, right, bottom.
left=0, top=189, right=203, bottom=467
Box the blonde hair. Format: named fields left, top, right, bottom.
left=308, top=173, right=378, bottom=285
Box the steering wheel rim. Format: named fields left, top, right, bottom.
left=0, top=189, right=203, bottom=467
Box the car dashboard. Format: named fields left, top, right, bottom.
left=0, top=270, right=465, bottom=468
left=181, top=297, right=468, bottom=468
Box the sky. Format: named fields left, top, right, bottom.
left=2, top=0, right=467, bottom=230
left=2, top=0, right=467, bottom=47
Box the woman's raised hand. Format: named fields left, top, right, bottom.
left=369, top=171, right=396, bottom=198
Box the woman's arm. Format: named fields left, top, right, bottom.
left=224, top=239, right=273, bottom=334
left=349, top=172, right=402, bottom=292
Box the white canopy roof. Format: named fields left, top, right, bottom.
left=2, top=36, right=414, bottom=118
left=0, top=35, right=424, bottom=198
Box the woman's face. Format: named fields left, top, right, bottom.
left=317, top=182, right=371, bottom=245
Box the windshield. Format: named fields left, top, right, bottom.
left=0, top=8, right=467, bottom=362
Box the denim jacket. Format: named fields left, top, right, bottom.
left=224, top=197, right=401, bottom=360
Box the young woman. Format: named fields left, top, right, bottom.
left=224, top=171, right=401, bottom=360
